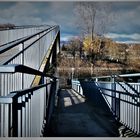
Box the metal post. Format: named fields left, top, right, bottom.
left=52, top=35, right=57, bottom=68
left=111, top=75, right=116, bottom=116
left=22, top=95, right=25, bottom=137
left=21, top=43, right=24, bottom=89
left=4, top=104, right=9, bottom=137
left=12, top=96, right=18, bottom=137
left=71, top=68, right=74, bottom=80
left=17, top=96, right=22, bottom=137
left=46, top=79, right=56, bottom=134
left=95, top=78, right=98, bottom=82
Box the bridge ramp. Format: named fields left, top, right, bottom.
left=48, top=88, right=120, bottom=137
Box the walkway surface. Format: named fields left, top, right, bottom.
left=48, top=88, right=120, bottom=137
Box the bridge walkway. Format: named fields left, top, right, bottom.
left=47, top=88, right=120, bottom=137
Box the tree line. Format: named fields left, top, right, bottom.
left=0, top=23, right=15, bottom=29
left=61, top=2, right=140, bottom=68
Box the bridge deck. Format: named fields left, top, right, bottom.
left=47, top=88, right=120, bottom=137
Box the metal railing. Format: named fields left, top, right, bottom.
left=0, top=25, right=60, bottom=137
left=95, top=74, right=140, bottom=135
left=72, top=74, right=140, bottom=135
left=72, top=80, right=84, bottom=97
left=0, top=25, right=59, bottom=94
left=0, top=65, right=58, bottom=137
left=0, top=25, right=50, bottom=46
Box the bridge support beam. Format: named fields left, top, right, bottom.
left=111, top=76, right=120, bottom=120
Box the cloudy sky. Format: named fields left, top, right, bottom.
left=0, top=1, right=140, bottom=44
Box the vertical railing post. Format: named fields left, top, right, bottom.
left=138, top=97, right=140, bottom=135
left=9, top=104, right=12, bottom=137
left=57, top=30, right=60, bottom=54
left=52, top=41, right=57, bottom=68
left=115, top=83, right=120, bottom=121
left=21, top=42, right=24, bottom=89
left=117, top=89, right=120, bottom=121
left=111, top=75, right=120, bottom=120
left=22, top=95, right=26, bottom=137
left=52, top=30, right=60, bottom=69
left=95, top=78, right=98, bottom=82
left=12, top=96, right=18, bottom=137
left=17, top=96, right=22, bottom=137
left=4, top=104, right=9, bottom=137
left=46, top=79, right=56, bottom=134
left=111, top=75, right=116, bottom=116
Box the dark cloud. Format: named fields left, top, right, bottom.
left=0, top=2, right=16, bottom=10
left=108, top=2, right=140, bottom=35
left=111, top=2, right=140, bottom=11
left=110, top=24, right=140, bottom=34
left=0, top=1, right=139, bottom=43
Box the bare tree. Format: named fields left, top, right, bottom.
left=75, top=2, right=114, bottom=64
left=75, top=2, right=113, bottom=40
left=75, top=2, right=97, bottom=41
left=68, top=37, right=83, bottom=58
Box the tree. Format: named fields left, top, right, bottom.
left=83, top=35, right=102, bottom=62
left=75, top=2, right=114, bottom=64
left=75, top=2, right=113, bottom=39
left=67, top=37, right=83, bottom=58
left=0, top=23, right=15, bottom=29
left=61, top=44, right=67, bottom=51
left=75, top=2, right=97, bottom=41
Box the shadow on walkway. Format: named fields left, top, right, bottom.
left=47, top=86, right=120, bottom=137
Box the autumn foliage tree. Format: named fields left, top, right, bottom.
left=75, top=2, right=114, bottom=64
left=83, top=35, right=102, bottom=62
left=62, top=37, right=83, bottom=58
